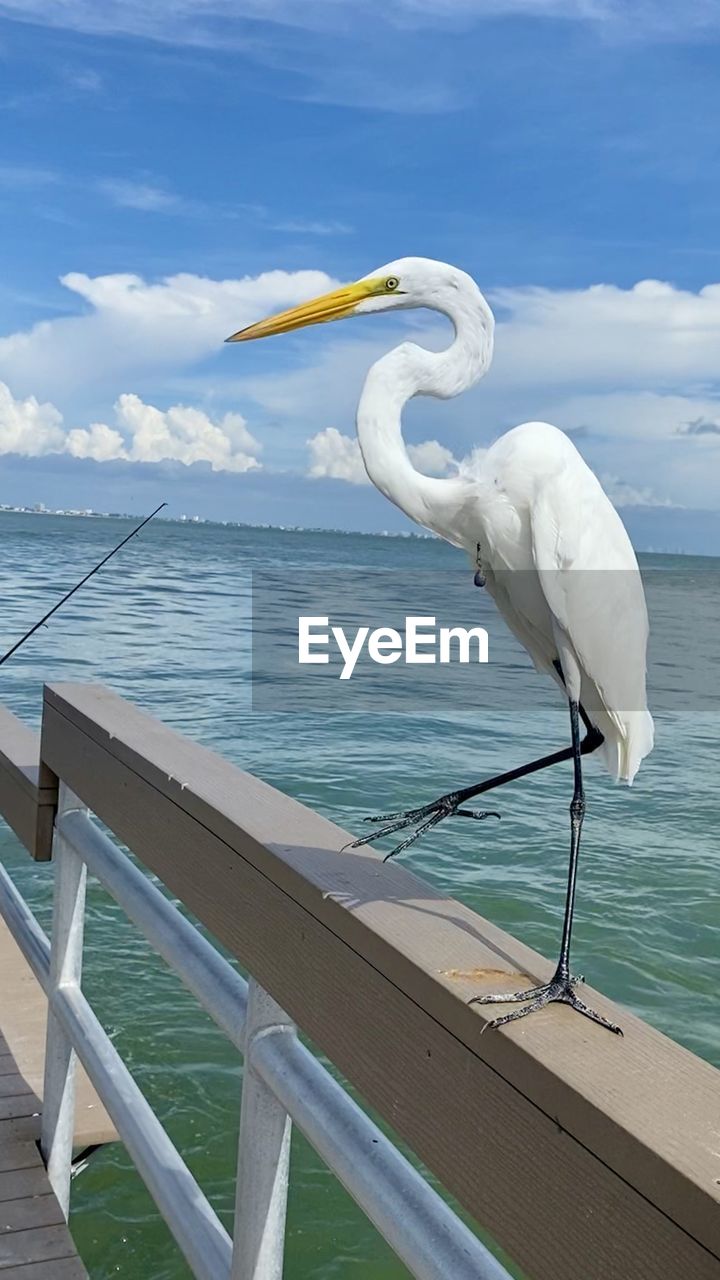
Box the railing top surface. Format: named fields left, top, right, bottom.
left=0, top=703, right=51, bottom=798
left=2, top=681, right=718, bottom=1280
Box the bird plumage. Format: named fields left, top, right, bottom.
left=229, top=254, right=654, bottom=783
left=459, top=422, right=654, bottom=782
left=351, top=259, right=654, bottom=784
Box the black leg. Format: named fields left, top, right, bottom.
left=470, top=699, right=623, bottom=1036
left=557, top=698, right=584, bottom=981
left=344, top=718, right=603, bottom=860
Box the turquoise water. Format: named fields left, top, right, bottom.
left=0, top=510, right=718, bottom=1279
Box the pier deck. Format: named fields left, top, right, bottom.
left=0, top=911, right=116, bottom=1277
left=0, top=1096, right=87, bottom=1277
left=0, top=1007, right=87, bottom=1277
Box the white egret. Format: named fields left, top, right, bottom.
left=227, top=257, right=654, bottom=1034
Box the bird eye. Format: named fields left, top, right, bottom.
left=385, top=277, right=399, bottom=291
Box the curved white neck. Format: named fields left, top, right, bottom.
left=356, top=288, right=494, bottom=542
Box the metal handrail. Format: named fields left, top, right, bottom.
left=55, top=982, right=233, bottom=1280
left=58, top=808, right=249, bottom=1048
left=0, top=786, right=512, bottom=1280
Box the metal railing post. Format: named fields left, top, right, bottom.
left=40, top=783, right=87, bottom=1217
left=231, top=980, right=293, bottom=1280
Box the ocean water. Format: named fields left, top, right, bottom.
left=0, top=510, right=718, bottom=1280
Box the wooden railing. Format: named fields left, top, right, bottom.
left=1, top=682, right=719, bottom=1280
left=0, top=703, right=56, bottom=860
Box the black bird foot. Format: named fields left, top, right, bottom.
left=342, top=793, right=500, bottom=861
left=470, top=973, right=623, bottom=1036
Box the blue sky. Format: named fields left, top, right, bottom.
left=1, top=0, right=720, bottom=548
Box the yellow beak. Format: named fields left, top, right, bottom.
left=225, top=278, right=379, bottom=343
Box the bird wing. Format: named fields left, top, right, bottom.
left=527, top=464, right=653, bottom=779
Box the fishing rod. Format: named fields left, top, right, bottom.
left=0, top=502, right=167, bottom=668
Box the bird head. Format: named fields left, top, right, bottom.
left=225, top=257, right=479, bottom=343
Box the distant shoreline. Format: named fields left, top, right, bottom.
left=0, top=506, right=713, bottom=557
left=0, top=506, right=433, bottom=540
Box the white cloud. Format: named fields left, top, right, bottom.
left=5, top=266, right=720, bottom=508
left=95, top=177, right=227, bottom=217
left=599, top=473, right=675, bottom=508
left=8, top=266, right=720, bottom=414
left=307, top=428, right=368, bottom=484
left=69, top=265, right=720, bottom=508
left=238, top=277, right=720, bottom=425
left=307, top=428, right=461, bottom=484
left=489, top=279, right=720, bottom=389
left=0, top=0, right=715, bottom=45
left=97, top=179, right=185, bottom=213
left=0, top=381, right=262, bottom=473
left=0, top=382, right=65, bottom=456
left=271, top=218, right=354, bottom=236
left=0, top=164, right=59, bottom=189
left=61, top=66, right=102, bottom=92
left=407, top=439, right=457, bottom=474
left=0, top=267, right=338, bottom=400
left=306, top=424, right=678, bottom=510
left=676, top=414, right=720, bottom=439
left=0, top=0, right=713, bottom=119
left=80, top=394, right=262, bottom=472
left=65, top=421, right=126, bottom=463
left=542, top=390, right=720, bottom=442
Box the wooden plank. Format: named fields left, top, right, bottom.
left=0, top=1119, right=41, bottom=1150
left=0, top=1098, right=39, bottom=1125
left=0, top=1120, right=86, bottom=1276
left=0, top=1223, right=82, bottom=1269
left=0, top=1080, right=31, bottom=1101
left=0, top=1194, right=63, bottom=1233
left=0, top=1168, right=51, bottom=1204
left=0, top=1138, right=41, bottom=1175
left=39, top=682, right=720, bottom=1280
left=0, top=1259, right=86, bottom=1279
left=0, top=918, right=117, bottom=1149
left=0, top=706, right=56, bottom=861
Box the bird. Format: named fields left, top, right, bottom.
left=226, top=257, right=654, bottom=1035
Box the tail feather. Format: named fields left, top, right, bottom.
left=599, top=709, right=654, bottom=784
